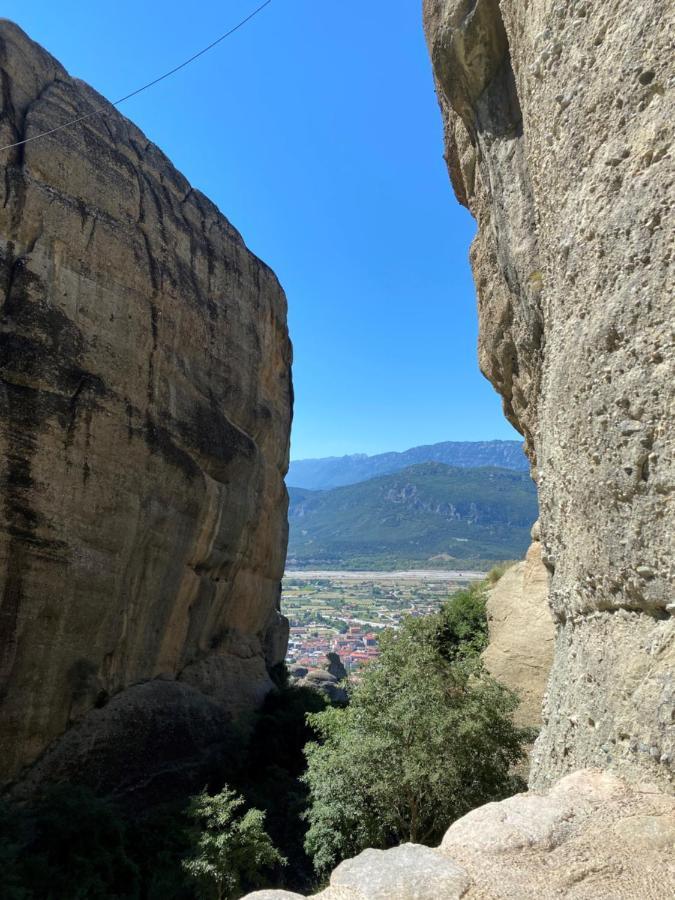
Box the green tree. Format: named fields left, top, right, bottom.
left=182, top=787, right=285, bottom=900
left=434, top=580, right=490, bottom=659
left=302, top=596, right=529, bottom=876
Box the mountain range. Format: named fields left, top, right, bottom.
left=287, top=461, right=537, bottom=571
left=287, top=440, right=528, bottom=490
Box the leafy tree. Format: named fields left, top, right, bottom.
left=302, top=597, right=529, bottom=876
left=182, top=787, right=285, bottom=900
left=433, top=580, right=490, bottom=659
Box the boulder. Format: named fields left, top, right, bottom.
left=298, top=667, right=348, bottom=704
left=439, top=769, right=675, bottom=898
left=242, top=770, right=675, bottom=899
left=325, top=651, right=348, bottom=681
left=326, top=844, right=470, bottom=900
left=293, top=652, right=349, bottom=703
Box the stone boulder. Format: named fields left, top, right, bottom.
left=242, top=770, right=675, bottom=899
left=324, top=651, right=348, bottom=681
left=0, top=20, right=292, bottom=796
left=324, top=844, right=470, bottom=900
left=439, top=769, right=675, bottom=898
left=293, top=652, right=349, bottom=703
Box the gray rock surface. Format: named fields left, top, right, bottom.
left=424, top=0, right=674, bottom=789
left=327, top=844, right=470, bottom=900
left=439, top=769, right=675, bottom=898
left=8, top=679, right=240, bottom=808
left=293, top=652, right=349, bottom=703
left=242, top=770, right=675, bottom=899
left=244, top=893, right=307, bottom=900
left=0, top=20, right=292, bottom=793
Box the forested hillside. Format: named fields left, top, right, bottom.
left=287, top=462, right=537, bottom=570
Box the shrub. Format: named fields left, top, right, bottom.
left=434, top=580, right=490, bottom=659
left=182, top=787, right=285, bottom=900
left=486, top=560, right=517, bottom=585
left=302, top=591, right=529, bottom=876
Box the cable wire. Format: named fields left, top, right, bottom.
left=0, top=0, right=274, bottom=152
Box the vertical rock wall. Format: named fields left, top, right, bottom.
left=424, top=0, right=674, bottom=789
left=0, top=20, right=292, bottom=793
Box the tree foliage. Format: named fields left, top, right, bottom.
left=433, top=580, right=490, bottom=659
left=182, top=787, right=285, bottom=900
left=302, top=586, right=529, bottom=876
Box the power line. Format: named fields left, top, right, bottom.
left=0, top=0, right=274, bottom=153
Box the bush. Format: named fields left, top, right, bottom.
left=230, top=684, right=328, bottom=893
left=182, top=787, right=285, bottom=900
left=0, top=683, right=329, bottom=900
left=302, top=588, right=529, bottom=876
left=434, top=580, right=490, bottom=659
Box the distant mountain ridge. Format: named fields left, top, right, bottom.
left=287, top=461, right=537, bottom=570
left=287, top=440, right=528, bottom=490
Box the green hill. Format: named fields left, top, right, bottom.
left=287, top=462, right=537, bottom=570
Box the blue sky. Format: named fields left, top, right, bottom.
left=5, top=0, right=520, bottom=459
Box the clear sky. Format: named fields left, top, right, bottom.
left=4, top=0, right=520, bottom=459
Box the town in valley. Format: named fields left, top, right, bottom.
left=283, top=569, right=483, bottom=677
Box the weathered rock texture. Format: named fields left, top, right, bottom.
left=424, top=0, right=674, bottom=789
left=482, top=528, right=553, bottom=730
left=0, top=20, right=292, bottom=793
left=292, top=652, right=349, bottom=704
left=243, top=770, right=675, bottom=899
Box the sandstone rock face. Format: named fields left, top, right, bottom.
left=424, top=0, right=674, bottom=789
left=242, top=770, right=675, bottom=899
left=0, top=21, right=292, bottom=791
left=482, top=530, right=553, bottom=730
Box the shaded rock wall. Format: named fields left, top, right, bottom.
left=0, top=20, right=292, bottom=792
left=424, top=0, right=674, bottom=789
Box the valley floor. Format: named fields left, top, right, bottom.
left=285, top=569, right=485, bottom=581
left=283, top=570, right=482, bottom=675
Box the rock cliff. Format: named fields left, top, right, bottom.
left=0, top=20, right=292, bottom=796
left=424, top=0, right=674, bottom=790
left=243, top=3, right=673, bottom=896
left=482, top=527, right=553, bottom=731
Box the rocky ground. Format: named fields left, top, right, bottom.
left=244, top=770, right=675, bottom=899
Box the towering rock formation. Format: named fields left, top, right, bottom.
left=245, top=3, right=675, bottom=896
left=0, top=20, right=292, bottom=796
left=424, top=0, right=674, bottom=790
